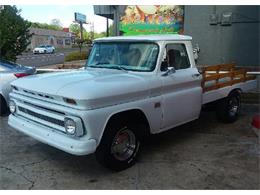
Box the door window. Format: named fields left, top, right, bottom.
left=162, top=44, right=190, bottom=71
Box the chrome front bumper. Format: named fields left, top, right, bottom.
left=8, top=114, right=97, bottom=156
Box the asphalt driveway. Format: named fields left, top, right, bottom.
left=0, top=104, right=259, bottom=189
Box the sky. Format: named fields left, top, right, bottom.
left=16, top=5, right=112, bottom=33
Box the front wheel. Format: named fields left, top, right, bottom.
left=96, top=121, right=141, bottom=171
left=216, top=91, right=241, bottom=123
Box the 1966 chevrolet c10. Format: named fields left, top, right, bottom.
left=8, top=35, right=257, bottom=170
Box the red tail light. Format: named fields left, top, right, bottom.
left=252, top=115, right=260, bottom=129
left=14, top=73, right=30, bottom=78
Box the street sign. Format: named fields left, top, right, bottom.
left=74, top=12, right=86, bottom=23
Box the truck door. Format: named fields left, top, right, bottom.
left=160, top=43, right=202, bottom=130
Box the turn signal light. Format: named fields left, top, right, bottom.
left=64, top=98, right=77, bottom=105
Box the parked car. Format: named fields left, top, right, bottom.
left=0, top=59, right=36, bottom=116
left=8, top=35, right=257, bottom=170
left=33, top=45, right=55, bottom=54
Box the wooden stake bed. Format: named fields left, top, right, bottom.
left=201, top=63, right=256, bottom=93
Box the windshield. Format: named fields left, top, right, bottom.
left=38, top=45, right=46, bottom=48
left=86, top=42, right=159, bottom=72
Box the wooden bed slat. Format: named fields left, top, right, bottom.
left=201, top=63, right=256, bottom=93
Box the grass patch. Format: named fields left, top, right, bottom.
left=65, top=51, right=89, bottom=62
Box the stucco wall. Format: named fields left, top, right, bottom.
left=184, top=5, right=259, bottom=66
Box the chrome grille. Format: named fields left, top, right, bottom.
left=22, top=89, right=54, bottom=100
left=18, top=106, right=64, bottom=127
left=11, top=90, right=67, bottom=132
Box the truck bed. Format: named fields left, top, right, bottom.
left=200, top=63, right=257, bottom=104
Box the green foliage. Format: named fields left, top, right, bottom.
left=83, top=31, right=91, bottom=40
left=69, top=23, right=92, bottom=40
left=93, top=25, right=114, bottom=39
left=31, top=22, right=62, bottom=31
left=69, top=23, right=112, bottom=41
left=65, top=51, right=89, bottom=62
left=69, top=23, right=81, bottom=36
left=94, top=32, right=106, bottom=39
left=75, top=38, right=85, bottom=53
left=50, top=19, right=62, bottom=28
left=0, top=5, right=31, bottom=61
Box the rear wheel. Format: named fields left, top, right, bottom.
left=0, top=95, right=8, bottom=116
left=96, top=120, right=141, bottom=171
left=216, top=91, right=241, bottom=123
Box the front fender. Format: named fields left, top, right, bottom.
left=84, top=96, right=162, bottom=146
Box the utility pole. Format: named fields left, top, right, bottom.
left=74, top=12, right=87, bottom=53
left=106, top=17, right=109, bottom=37
left=112, top=5, right=120, bottom=36
left=79, top=21, right=83, bottom=40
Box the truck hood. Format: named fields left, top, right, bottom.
left=11, top=68, right=159, bottom=109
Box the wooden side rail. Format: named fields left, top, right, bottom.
left=201, top=63, right=256, bottom=92
left=201, top=63, right=235, bottom=72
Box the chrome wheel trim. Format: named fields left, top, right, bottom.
left=228, top=97, right=239, bottom=117
left=111, top=127, right=137, bottom=161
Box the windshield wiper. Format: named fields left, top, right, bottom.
left=87, top=64, right=128, bottom=72
left=108, top=65, right=128, bottom=72
left=87, top=65, right=101, bottom=68
left=95, top=62, right=110, bottom=65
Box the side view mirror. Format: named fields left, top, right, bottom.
left=162, top=67, right=176, bottom=76
left=193, top=43, right=200, bottom=53
left=161, top=60, right=168, bottom=71
left=193, top=43, right=200, bottom=62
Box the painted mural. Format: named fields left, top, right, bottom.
left=120, top=5, right=184, bottom=35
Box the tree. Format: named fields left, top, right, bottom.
left=31, top=22, right=62, bottom=31
left=0, top=5, right=31, bottom=61
left=83, top=31, right=91, bottom=40
left=69, top=23, right=81, bottom=37
left=75, top=38, right=85, bottom=53
left=50, top=19, right=63, bottom=28
left=94, top=32, right=106, bottom=39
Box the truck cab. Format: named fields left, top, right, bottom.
left=87, top=35, right=202, bottom=132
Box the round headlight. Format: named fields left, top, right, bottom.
left=9, top=100, right=16, bottom=114
left=64, top=118, right=76, bottom=135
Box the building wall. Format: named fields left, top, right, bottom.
left=184, top=5, right=259, bottom=66
left=29, top=35, right=72, bottom=50
left=28, top=28, right=72, bottom=50
left=94, top=5, right=259, bottom=66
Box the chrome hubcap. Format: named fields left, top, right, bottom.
left=229, top=98, right=239, bottom=116
left=111, top=128, right=137, bottom=161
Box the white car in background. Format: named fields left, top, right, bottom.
left=0, top=59, right=36, bottom=116
left=33, top=45, right=55, bottom=54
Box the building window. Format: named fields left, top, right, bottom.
left=57, top=39, right=63, bottom=45
left=65, top=39, right=71, bottom=45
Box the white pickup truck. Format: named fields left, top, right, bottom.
left=8, top=35, right=256, bottom=171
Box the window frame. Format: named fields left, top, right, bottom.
left=162, top=43, right=191, bottom=71
left=86, top=41, right=160, bottom=72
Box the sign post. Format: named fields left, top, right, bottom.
left=74, top=12, right=87, bottom=40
